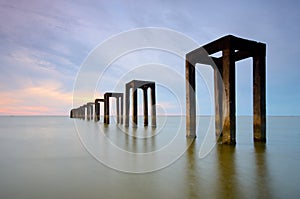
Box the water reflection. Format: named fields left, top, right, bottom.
left=76, top=116, right=275, bottom=196
left=185, top=138, right=200, bottom=198
left=216, top=144, right=239, bottom=198
left=180, top=140, right=272, bottom=198
left=253, top=143, right=272, bottom=198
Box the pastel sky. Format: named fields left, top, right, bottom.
left=0, top=0, right=299, bottom=115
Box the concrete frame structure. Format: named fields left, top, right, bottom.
left=70, top=105, right=87, bottom=119
left=104, top=92, right=123, bottom=124
left=86, top=102, right=94, bottom=120
left=186, top=35, right=266, bottom=144
left=94, top=98, right=104, bottom=121
left=125, top=80, right=156, bottom=127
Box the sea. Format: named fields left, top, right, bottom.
left=0, top=116, right=299, bottom=199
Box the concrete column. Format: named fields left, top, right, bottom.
left=125, top=85, right=130, bottom=127
left=95, top=100, right=100, bottom=121
left=90, top=104, right=94, bottom=120
left=70, top=109, right=73, bottom=118
left=151, top=85, right=156, bottom=127
left=79, top=107, right=82, bottom=119
left=104, top=94, right=110, bottom=124
left=253, top=44, right=266, bottom=142
left=143, top=88, right=149, bottom=126
left=116, top=97, right=120, bottom=124
left=75, top=109, right=78, bottom=118
left=84, top=106, right=87, bottom=120
left=186, top=59, right=196, bottom=138
left=120, top=95, right=124, bottom=124
left=132, top=87, right=138, bottom=127
left=214, top=64, right=223, bottom=140
left=222, top=48, right=236, bottom=144
left=81, top=106, right=84, bottom=119
left=87, top=104, right=91, bottom=120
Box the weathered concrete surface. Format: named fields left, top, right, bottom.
left=186, top=35, right=266, bottom=144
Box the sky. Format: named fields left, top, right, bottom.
left=0, top=0, right=299, bottom=116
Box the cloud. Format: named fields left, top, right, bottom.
left=0, top=81, right=72, bottom=115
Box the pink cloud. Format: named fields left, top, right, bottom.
left=0, top=83, right=73, bottom=115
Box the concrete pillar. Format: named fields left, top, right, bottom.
left=151, top=85, right=157, bottom=127
left=120, top=95, right=124, bottom=124
left=253, top=44, right=266, bottom=142
left=83, top=105, right=87, bottom=120
left=87, top=104, right=91, bottom=120
left=95, top=99, right=104, bottom=122
left=116, top=97, right=120, bottom=124
left=214, top=64, right=223, bottom=139
left=70, top=109, right=74, bottom=118
left=104, top=94, right=110, bottom=124
left=221, top=48, right=236, bottom=144
left=95, top=100, right=100, bottom=121
left=186, top=59, right=196, bottom=138
left=90, top=104, right=94, bottom=120
left=132, top=88, right=138, bottom=127
left=125, top=84, right=130, bottom=127
left=143, top=88, right=148, bottom=126
left=86, top=103, right=94, bottom=121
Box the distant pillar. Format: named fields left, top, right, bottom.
left=90, top=105, right=93, bottom=120
left=95, top=99, right=104, bottom=122
left=143, top=88, right=148, bottom=126
left=83, top=105, right=87, bottom=120
left=132, top=89, right=138, bottom=127
left=253, top=44, right=266, bottom=142
left=104, top=92, right=123, bottom=124
left=87, top=104, right=91, bottom=120
left=125, top=84, right=130, bottom=127
left=86, top=102, right=94, bottom=121
left=150, top=84, right=157, bottom=127
left=104, top=94, right=110, bottom=124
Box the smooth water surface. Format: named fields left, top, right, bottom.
left=0, top=116, right=299, bottom=199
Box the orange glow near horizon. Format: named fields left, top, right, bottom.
left=0, top=84, right=73, bottom=116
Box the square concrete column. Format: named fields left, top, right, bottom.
left=87, top=104, right=90, bottom=120
left=186, top=59, right=196, bottom=138
left=132, top=88, right=138, bottom=127
left=214, top=64, right=223, bottom=139
left=150, top=85, right=157, bottom=127
left=125, top=84, right=130, bottom=127
left=253, top=44, right=266, bottom=142
left=119, top=95, right=124, bottom=124
left=143, top=89, right=149, bottom=126
left=104, top=94, right=110, bottom=124
left=221, top=48, right=236, bottom=144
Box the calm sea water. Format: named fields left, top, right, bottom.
left=0, top=116, right=299, bottom=199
